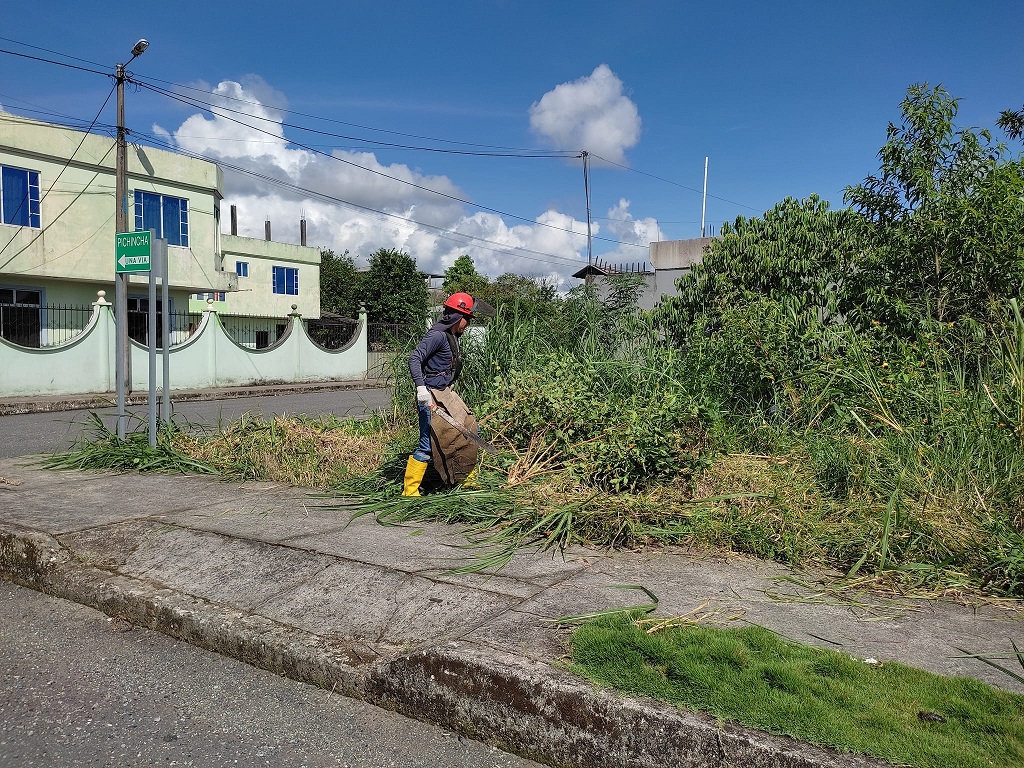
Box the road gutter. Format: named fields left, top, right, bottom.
left=0, top=521, right=889, bottom=768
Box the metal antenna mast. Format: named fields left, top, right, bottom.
left=701, top=156, right=709, bottom=237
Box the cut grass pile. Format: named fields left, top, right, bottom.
left=43, top=411, right=405, bottom=491
left=42, top=409, right=1024, bottom=600
left=570, top=612, right=1024, bottom=768
left=171, top=412, right=401, bottom=489
left=41, top=413, right=218, bottom=475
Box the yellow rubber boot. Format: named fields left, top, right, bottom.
left=402, top=456, right=429, bottom=497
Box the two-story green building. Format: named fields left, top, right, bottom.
left=0, top=112, right=321, bottom=348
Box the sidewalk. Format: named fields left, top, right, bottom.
left=0, top=378, right=389, bottom=416
left=1, top=457, right=1020, bottom=768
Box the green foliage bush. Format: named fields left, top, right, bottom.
left=361, top=248, right=428, bottom=326
left=481, top=354, right=705, bottom=493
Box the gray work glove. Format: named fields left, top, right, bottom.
left=416, top=385, right=432, bottom=407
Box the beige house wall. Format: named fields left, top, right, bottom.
left=204, top=234, right=321, bottom=317
left=0, top=112, right=233, bottom=295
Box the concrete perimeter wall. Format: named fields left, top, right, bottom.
left=0, top=298, right=367, bottom=397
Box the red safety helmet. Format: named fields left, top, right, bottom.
left=443, top=292, right=478, bottom=317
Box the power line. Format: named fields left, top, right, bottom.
left=589, top=153, right=762, bottom=212
left=0, top=46, right=109, bottom=78
left=134, top=129, right=592, bottom=269
left=0, top=140, right=117, bottom=271
left=0, top=39, right=669, bottom=265
left=593, top=216, right=700, bottom=224
left=0, top=36, right=108, bottom=69
left=1, top=103, right=654, bottom=269
left=135, top=78, right=573, bottom=158
left=0, top=93, right=108, bottom=129
left=136, top=80, right=647, bottom=251
left=134, top=74, right=569, bottom=154
left=4, top=213, right=113, bottom=275
left=1, top=38, right=742, bottom=237
left=143, top=137, right=588, bottom=268
left=141, top=74, right=761, bottom=216
left=1, top=37, right=762, bottom=219
left=0, top=35, right=564, bottom=156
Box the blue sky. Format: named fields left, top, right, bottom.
left=2, top=0, right=1021, bottom=285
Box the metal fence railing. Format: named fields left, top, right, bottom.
left=128, top=310, right=291, bottom=349
left=126, top=309, right=204, bottom=348
left=1, top=305, right=424, bottom=373
left=218, top=314, right=291, bottom=349
left=305, top=315, right=360, bottom=350
left=0, top=303, right=95, bottom=348
left=0, top=302, right=209, bottom=349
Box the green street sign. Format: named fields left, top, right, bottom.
left=115, top=231, right=151, bottom=273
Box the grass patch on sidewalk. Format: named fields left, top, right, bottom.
left=569, top=612, right=1024, bottom=768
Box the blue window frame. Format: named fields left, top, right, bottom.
left=272, top=266, right=298, bottom=295
left=1, top=165, right=41, bottom=228
left=236, top=261, right=249, bottom=278
left=133, top=191, right=189, bottom=246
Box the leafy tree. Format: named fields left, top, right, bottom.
left=442, top=254, right=489, bottom=297
left=361, top=248, right=428, bottom=326
left=843, top=83, right=1024, bottom=335
left=654, top=195, right=864, bottom=343
left=998, top=106, right=1024, bottom=140
left=318, top=249, right=363, bottom=317
left=480, top=272, right=557, bottom=308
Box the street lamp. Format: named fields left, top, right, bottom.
left=114, top=38, right=149, bottom=439
left=130, top=39, right=150, bottom=59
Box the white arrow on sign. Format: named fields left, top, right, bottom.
left=118, top=255, right=149, bottom=268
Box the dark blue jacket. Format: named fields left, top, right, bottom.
left=408, top=322, right=461, bottom=390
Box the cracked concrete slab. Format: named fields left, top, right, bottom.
left=62, top=521, right=335, bottom=612
left=3, top=462, right=1023, bottom=768
left=155, top=490, right=351, bottom=544
left=281, top=515, right=553, bottom=600
left=458, top=608, right=572, bottom=661
left=0, top=471, right=250, bottom=533
left=256, top=558, right=520, bottom=647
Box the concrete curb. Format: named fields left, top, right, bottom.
left=0, top=379, right=390, bottom=416
left=0, top=522, right=889, bottom=768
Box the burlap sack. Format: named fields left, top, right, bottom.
left=428, top=387, right=479, bottom=486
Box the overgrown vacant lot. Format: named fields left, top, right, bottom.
left=41, top=82, right=1024, bottom=768
left=50, top=84, right=1024, bottom=602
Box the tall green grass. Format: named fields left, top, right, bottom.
left=357, top=280, right=1024, bottom=597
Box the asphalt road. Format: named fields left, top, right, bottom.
left=0, top=389, right=394, bottom=458
left=0, top=581, right=541, bottom=768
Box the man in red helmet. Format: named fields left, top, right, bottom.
left=403, top=292, right=492, bottom=496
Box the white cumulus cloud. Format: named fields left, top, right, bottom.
left=529, top=64, right=641, bottom=164
left=153, top=77, right=661, bottom=291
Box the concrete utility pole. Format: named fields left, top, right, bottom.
left=582, top=151, right=592, bottom=266
left=114, top=38, right=149, bottom=440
